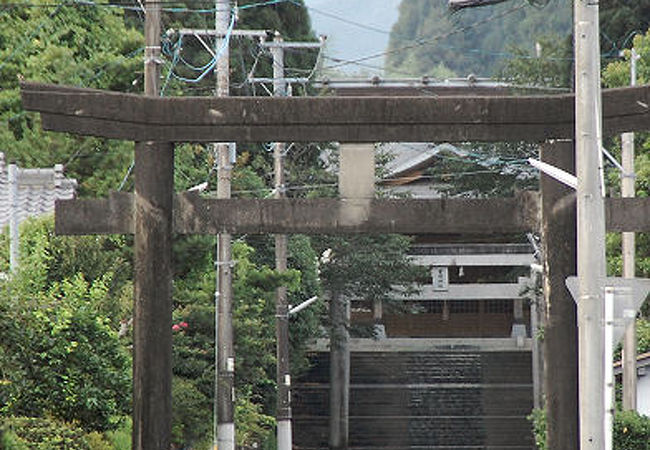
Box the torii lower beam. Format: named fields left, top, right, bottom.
left=20, top=82, right=650, bottom=142
left=54, top=192, right=650, bottom=235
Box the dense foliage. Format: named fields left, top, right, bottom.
left=602, top=31, right=650, bottom=292
left=0, top=417, right=90, bottom=449
left=386, top=0, right=571, bottom=78
left=530, top=408, right=650, bottom=450
left=0, top=219, right=132, bottom=431
left=0, top=0, right=142, bottom=196
left=0, top=1, right=332, bottom=447
left=387, top=0, right=650, bottom=79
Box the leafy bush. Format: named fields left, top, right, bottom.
left=528, top=408, right=547, bottom=450
left=0, top=295, right=131, bottom=431
left=171, top=376, right=212, bottom=448
left=613, top=410, right=650, bottom=450
left=530, top=408, right=650, bottom=450
left=85, top=431, right=114, bottom=450
left=235, top=389, right=275, bottom=450
left=103, top=417, right=131, bottom=450
left=0, top=218, right=132, bottom=432
left=0, top=417, right=90, bottom=449
left=0, top=429, right=29, bottom=450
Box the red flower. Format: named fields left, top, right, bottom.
left=179, top=321, right=189, bottom=329
left=172, top=324, right=181, bottom=332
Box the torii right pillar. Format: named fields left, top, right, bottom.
left=541, top=140, right=578, bottom=450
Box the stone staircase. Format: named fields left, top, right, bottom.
left=293, top=340, right=534, bottom=450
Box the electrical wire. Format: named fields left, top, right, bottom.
left=118, top=160, right=135, bottom=191
left=321, top=2, right=528, bottom=71
left=0, top=0, right=299, bottom=13
left=167, top=11, right=236, bottom=84
left=305, top=0, right=621, bottom=75
left=0, top=3, right=62, bottom=72
left=237, top=0, right=293, bottom=10
left=302, top=3, right=393, bottom=37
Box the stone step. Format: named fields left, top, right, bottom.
left=294, top=385, right=532, bottom=417
left=294, top=350, right=534, bottom=450
left=301, top=352, right=531, bottom=384
left=293, top=417, right=534, bottom=448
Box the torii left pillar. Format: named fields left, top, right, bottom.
left=133, top=1, right=174, bottom=449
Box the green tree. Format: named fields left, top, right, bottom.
left=0, top=218, right=132, bottom=432
left=170, top=236, right=310, bottom=448
left=408, top=142, right=539, bottom=199
left=600, top=1, right=650, bottom=56
left=530, top=408, right=650, bottom=450
left=0, top=0, right=143, bottom=196
left=386, top=0, right=571, bottom=77
left=602, top=31, right=650, bottom=297
left=499, top=35, right=572, bottom=89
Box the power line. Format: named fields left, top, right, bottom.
left=0, top=3, right=62, bottom=72
left=0, top=0, right=299, bottom=13
left=312, top=0, right=623, bottom=74
left=321, top=2, right=528, bottom=71
left=302, top=3, right=393, bottom=37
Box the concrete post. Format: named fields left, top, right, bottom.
left=215, top=1, right=235, bottom=449
left=271, top=32, right=293, bottom=450
left=574, top=1, right=607, bottom=448
left=621, top=47, right=638, bottom=412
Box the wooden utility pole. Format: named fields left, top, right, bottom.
left=215, top=1, right=235, bottom=449
left=622, top=48, right=639, bottom=412
left=133, top=1, right=174, bottom=449
left=541, top=140, right=578, bottom=450
left=574, top=1, right=607, bottom=449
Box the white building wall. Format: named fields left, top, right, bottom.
left=637, top=371, right=650, bottom=417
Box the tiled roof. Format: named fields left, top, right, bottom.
left=381, top=142, right=466, bottom=179
left=0, top=152, right=77, bottom=230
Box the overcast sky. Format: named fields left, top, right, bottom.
left=303, top=0, right=401, bottom=75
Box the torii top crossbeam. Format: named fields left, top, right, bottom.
left=20, top=82, right=650, bottom=143
left=18, top=81, right=650, bottom=236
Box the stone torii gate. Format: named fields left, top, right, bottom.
left=20, top=81, right=650, bottom=450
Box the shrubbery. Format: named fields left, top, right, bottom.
left=530, top=408, right=650, bottom=450
left=0, top=417, right=90, bottom=449
left=613, top=410, right=650, bottom=450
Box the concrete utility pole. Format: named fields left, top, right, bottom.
left=622, top=47, right=639, bottom=412
left=215, top=1, right=235, bottom=449
left=574, top=1, right=607, bottom=449
left=260, top=33, right=324, bottom=450
left=270, top=32, right=292, bottom=450
left=133, top=1, right=174, bottom=449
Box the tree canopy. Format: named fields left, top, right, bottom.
left=386, top=0, right=650, bottom=79
left=386, top=0, right=571, bottom=78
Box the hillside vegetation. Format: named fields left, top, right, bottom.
left=386, top=0, right=650, bottom=79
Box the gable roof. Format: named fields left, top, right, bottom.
left=0, top=152, right=77, bottom=230
left=614, top=351, right=650, bottom=376
left=381, top=143, right=466, bottom=182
